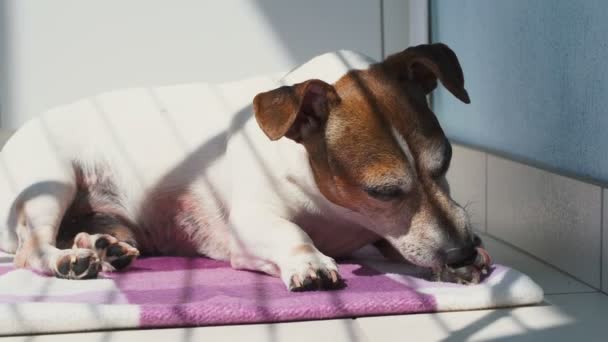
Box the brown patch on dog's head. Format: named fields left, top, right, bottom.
left=254, top=43, right=476, bottom=270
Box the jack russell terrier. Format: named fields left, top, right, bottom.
left=0, top=43, right=490, bottom=291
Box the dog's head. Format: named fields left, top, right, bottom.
left=253, top=43, right=478, bottom=272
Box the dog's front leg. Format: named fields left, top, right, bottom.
left=229, top=213, right=344, bottom=291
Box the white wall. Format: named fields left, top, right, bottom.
left=383, top=0, right=428, bottom=57
left=0, top=0, right=427, bottom=129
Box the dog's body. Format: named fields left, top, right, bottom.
left=0, top=44, right=488, bottom=290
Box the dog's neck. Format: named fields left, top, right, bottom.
left=275, top=137, right=375, bottom=232
left=268, top=50, right=381, bottom=233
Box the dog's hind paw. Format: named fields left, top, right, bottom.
left=73, top=232, right=140, bottom=272
left=53, top=248, right=101, bottom=279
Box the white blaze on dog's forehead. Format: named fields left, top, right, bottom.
left=420, top=140, right=448, bottom=172
left=281, top=50, right=376, bottom=85
left=390, top=126, right=417, bottom=176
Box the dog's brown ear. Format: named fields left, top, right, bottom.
left=383, top=43, right=470, bottom=104
left=253, top=79, right=339, bottom=142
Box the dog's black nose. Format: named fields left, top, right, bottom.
left=473, top=234, right=483, bottom=247
left=445, top=246, right=478, bottom=268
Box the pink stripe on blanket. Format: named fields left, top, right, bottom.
left=0, top=266, right=12, bottom=276
left=106, top=257, right=436, bottom=327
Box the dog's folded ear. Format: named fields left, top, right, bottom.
left=382, top=43, right=470, bottom=104
left=253, top=79, right=339, bottom=142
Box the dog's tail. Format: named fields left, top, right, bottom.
left=0, top=172, right=18, bottom=254
left=0, top=131, right=18, bottom=253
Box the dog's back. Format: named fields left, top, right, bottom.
left=0, top=75, right=283, bottom=254
left=0, top=49, right=394, bottom=287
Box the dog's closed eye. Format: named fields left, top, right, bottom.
left=364, top=184, right=404, bottom=201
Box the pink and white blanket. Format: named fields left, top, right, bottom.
left=0, top=248, right=542, bottom=336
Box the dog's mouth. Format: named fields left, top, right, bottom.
left=437, top=247, right=493, bottom=285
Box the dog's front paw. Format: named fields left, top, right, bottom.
left=73, top=232, right=140, bottom=272
left=53, top=248, right=101, bottom=279
left=436, top=247, right=492, bottom=285
left=438, top=264, right=484, bottom=284
left=280, top=249, right=344, bottom=291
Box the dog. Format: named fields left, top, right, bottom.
left=0, top=43, right=490, bottom=291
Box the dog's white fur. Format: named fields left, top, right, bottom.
left=0, top=51, right=380, bottom=289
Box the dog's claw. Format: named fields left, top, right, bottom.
left=287, top=264, right=345, bottom=292
left=329, top=270, right=339, bottom=283
left=290, top=275, right=303, bottom=289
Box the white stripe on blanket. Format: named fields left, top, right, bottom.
left=0, top=252, right=140, bottom=335
left=0, top=270, right=128, bottom=299
left=352, top=246, right=544, bottom=311
left=0, top=303, right=140, bottom=336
